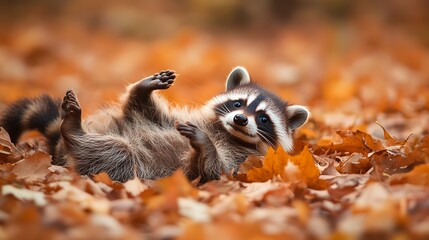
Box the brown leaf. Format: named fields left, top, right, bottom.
left=327, top=130, right=384, bottom=155
left=390, top=163, right=429, bottom=186
left=338, top=153, right=372, bottom=174
left=12, top=151, right=52, bottom=182
left=327, top=174, right=370, bottom=201
left=0, top=127, right=24, bottom=163
left=375, top=122, right=407, bottom=148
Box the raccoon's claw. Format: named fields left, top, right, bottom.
left=61, top=90, right=81, bottom=119
left=176, top=121, right=207, bottom=150
left=144, top=70, right=176, bottom=90
left=176, top=122, right=197, bottom=138
left=60, top=90, right=83, bottom=135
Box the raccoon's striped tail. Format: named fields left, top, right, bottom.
left=0, top=95, right=61, bottom=154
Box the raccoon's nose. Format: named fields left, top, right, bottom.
left=233, top=114, right=248, bottom=126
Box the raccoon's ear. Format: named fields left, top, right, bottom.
left=286, top=105, right=310, bottom=130
left=226, top=66, right=251, bottom=91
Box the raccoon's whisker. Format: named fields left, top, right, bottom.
left=221, top=104, right=230, bottom=114
left=257, top=129, right=276, bottom=148
left=215, top=106, right=228, bottom=116
left=257, top=133, right=273, bottom=147
left=214, top=98, right=231, bottom=114
left=214, top=103, right=230, bottom=116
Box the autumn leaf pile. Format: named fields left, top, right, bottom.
left=1, top=4, right=429, bottom=239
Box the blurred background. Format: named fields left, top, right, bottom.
left=0, top=0, right=428, bottom=137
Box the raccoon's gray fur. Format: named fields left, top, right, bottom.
left=0, top=67, right=309, bottom=183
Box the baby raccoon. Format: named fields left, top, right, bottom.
left=0, top=67, right=309, bottom=183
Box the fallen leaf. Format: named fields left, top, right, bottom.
left=353, top=182, right=391, bottom=211
left=241, top=181, right=283, bottom=202
left=51, top=181, right=110, bottom=213
left=178, top=220, right=293, bottom=240
left=12, top=151, right=52, bottom=182
left=245, top=145, right=326, bottom=189
left=210, top=193, right=249, bottom=217
left=327, top=174, right=370, bottom=201
left=0, top=127, right=23, bottom=163
left=178, top=197, right=211, bottom=223
left=123, top=177, right=149, bottom=197
left=146, top=170, right=198, bottom=211
left=327, top=130, right=384, bottom=155
left=390, top=163, right=429, bottom=186
left=2, top=185, right=46, bottom=206
left=93, top=172, right=114, bottom=186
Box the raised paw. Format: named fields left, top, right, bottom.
left=60, top=90, right=83, bottom=135
left=142, top=69, right=176, bottom=91
left=61, top=90, right=81, bottom=119
left=176, top=121, right=208, bottom=150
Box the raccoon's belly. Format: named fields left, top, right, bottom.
left=122, top=127, right=191, bottom=178
left=82, top=112, right=191, bottom=178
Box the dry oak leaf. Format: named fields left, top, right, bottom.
left=327, top=174, right=369, bottom=201
left=319, top=130, right=384, bottom=155
left=370, top=134, right=428, bottom=178
left=390, top=163, right=429, bottom=186
left=12, top=151, right=52, bottom=182
left=0, top=127, right=24, bottom=163
left=245, top=145, right=326, bottom=189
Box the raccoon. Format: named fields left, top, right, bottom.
left=0, top=67, right=309, bottom=183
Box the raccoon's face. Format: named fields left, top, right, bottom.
left=209, top=67, right=309, bottom=152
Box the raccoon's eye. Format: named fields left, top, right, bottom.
left=233, top=101, right=242, bottom=108
left=259, top=114, right=269, bottom=123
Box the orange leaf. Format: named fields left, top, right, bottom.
left=333, top=130, right=384, bottom=154
left=376, top=121, right=405, bottom=147
left=245, top=148, right=285, bottom=182
left=146, top=170, right=198, bottom=211
left=288, top=145, right=321, bottom=187
left=390, top=163, right=429, bottom=186
left=93, top=172, right=114, bottom=186
left=12, top=151, right=52, bottom=182
left=246, top=146, right=324, bottom=188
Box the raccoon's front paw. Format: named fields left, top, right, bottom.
left=176, top=121, right=208, bottom=150
left=60, top=90, right=83, bottom=134
left=141, top=70, right=176, bottom=91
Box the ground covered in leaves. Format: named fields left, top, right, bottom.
left=1, top=2, right=429, bottom=239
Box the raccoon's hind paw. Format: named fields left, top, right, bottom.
left=60, top=90, right=83, bottom=135
left=176, top=121, right=208, bottom=150
left=61, top=90, right=81, bottom=119
left=143, top=70, right=176, bottom=91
